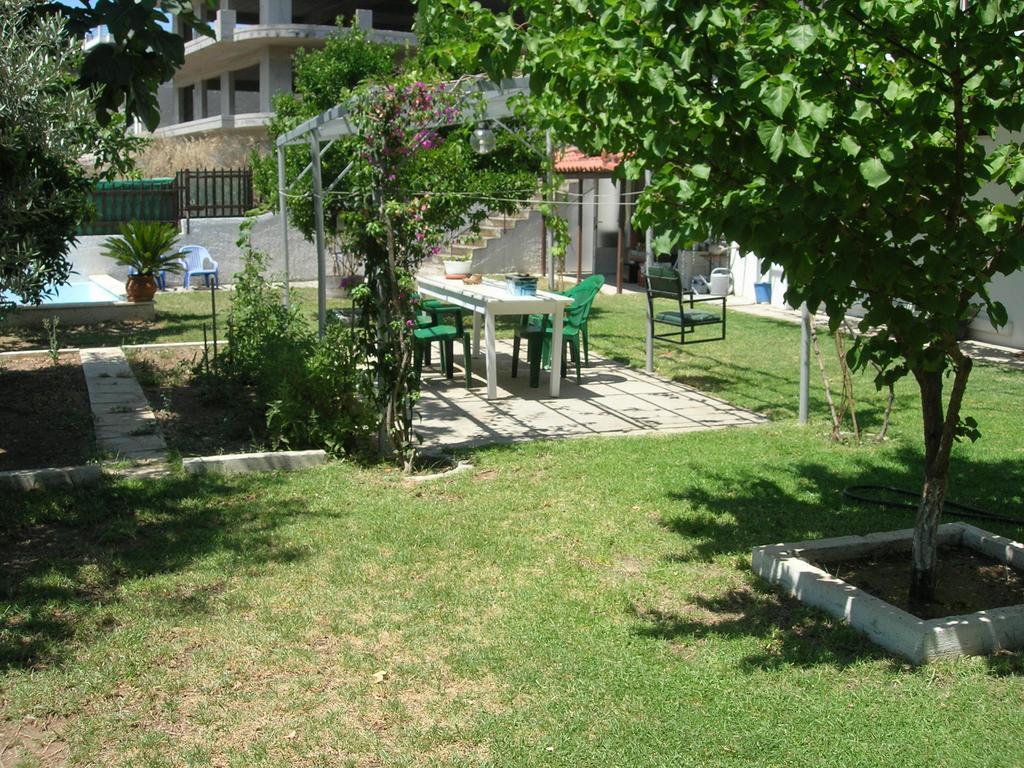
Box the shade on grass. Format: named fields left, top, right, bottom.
left=1, top=295, right=1022, bottom=766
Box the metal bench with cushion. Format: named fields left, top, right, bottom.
left=646, top=265, right=726, bottom=345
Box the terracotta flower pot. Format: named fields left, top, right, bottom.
left=125, top=274, right=158, bottom=303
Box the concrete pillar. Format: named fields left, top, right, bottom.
left=260, top=0, right=291, bottom=24
left=156, top=83, right=175, bottom=129
left=193, top=81, right=205, bottom=121
left=169, top=83, right=182, bottom=124
left=220, top=71, right=234, bottom=118
left=259, top=49, right=293, bottom=112
left=355, top=9, right=374, bottom=29
left=214, top=9, right=236, bottom=41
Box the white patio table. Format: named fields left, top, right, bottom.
left=416, top=276, right=574, bottom=399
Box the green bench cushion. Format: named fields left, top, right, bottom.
left=422, top=299, right=464, bottom=313
left=414, top=324, right=460, bottom=341
left=655, top=310, right=721, bottom=326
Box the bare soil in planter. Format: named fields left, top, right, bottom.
left=128, top=348, right=266, bottom=458
left=0, top=353, right=95, bottom=470
left=816, top=545, right=1024, bottom=620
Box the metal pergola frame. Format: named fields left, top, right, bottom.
left=271, top=74, right=810, bottom=421
left=274, top=75, right=533, bottom=336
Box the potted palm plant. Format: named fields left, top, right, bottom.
left=102, top=221, right=183, bottom=302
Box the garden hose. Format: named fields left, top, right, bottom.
left=843, top=485, right=1024, bottom=526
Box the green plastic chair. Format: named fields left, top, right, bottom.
left=528, top=275, right=605, bottom=369
left=511, top=281, right=602, bottom=387
left=421, top=298, right=467, bottom=329
left=412, top=302, right=473, bottom=387
left=560, top=275, right=604, bottom=365
left=414, top=324, right=473, bottom=387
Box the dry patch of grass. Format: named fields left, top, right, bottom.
left=131, top=136, right=264, bottom=178
left=0, top=715, right=70, bottom=767
left=81, top=625, right=505, bottom=767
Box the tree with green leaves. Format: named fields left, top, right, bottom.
left=36, top=0, right=215, bottom=130
left=249, top=23, right=542, bottom=466
left=2, top=0, right=211, bottom=316
left=1, top=0, right=142, bottom=314
left=421, top=0, right=1024, bottom=606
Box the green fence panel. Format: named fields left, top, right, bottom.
left=78, top=178, right=179, bottom=236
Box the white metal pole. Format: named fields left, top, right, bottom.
left=799, top=302, right=810, bottom=424
left=545, top=130, right=555, bottom=289
left=277, top=145, right=291, bottom=308
left=309, top=131, right=328, bottom=338
left=644, top=170, right=654, bottom=373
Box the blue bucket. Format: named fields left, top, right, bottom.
left=754, top=282, right=772, bottom=304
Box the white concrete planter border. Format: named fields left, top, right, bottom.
left=182, top=449, right=327, bottom=476
left=0, top=465, right=103, bottom=491
left=2, top=449, right=329, bottom=490
left=752, top=522, right=1024, bottom=664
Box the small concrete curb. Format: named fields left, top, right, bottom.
left=182, top=449, right=327, bottom=476
left=752, top=522, right=1024, bottom=664
left=0, top=465, right=103, bottom=491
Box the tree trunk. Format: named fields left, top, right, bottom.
left=909, top=355, right=972, bottom=607
left=909, top=367, right=946, bottom=605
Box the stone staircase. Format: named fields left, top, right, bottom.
left=429, top=208, right=543, bottom=275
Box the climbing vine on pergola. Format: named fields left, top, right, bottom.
left=274, top=75, right=535, bottom=467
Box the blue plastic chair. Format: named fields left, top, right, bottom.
left=177, top=245, right=219, bottom=288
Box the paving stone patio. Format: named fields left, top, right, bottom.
left=415, top=340, right=765, bottom=450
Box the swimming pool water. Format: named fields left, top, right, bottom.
left=3, top=281, right=124, bottom=306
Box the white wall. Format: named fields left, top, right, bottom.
left=70, top=212, right=321, bottom=285
left=468, top=209, right=543, bottom=275
left=971, top=133, right=1024, bottom=349
left=729, top=248, right=790, bottom=307
left=970, top=269, right=1023, bottom=348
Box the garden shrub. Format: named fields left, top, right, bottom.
left=221, top=242, right=312, bottom=401
left=222, top=223, right=375, bottom=456
left=266, top=323, right=375, bottom=455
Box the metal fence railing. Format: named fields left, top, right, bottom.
left=176, top=168, right=254, bottom=221
left=77, top=169, right=254, bottom=236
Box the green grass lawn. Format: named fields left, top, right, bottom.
left=2, top=293, right=1023, bottom=766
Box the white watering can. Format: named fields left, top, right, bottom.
left=709, top=267, right=733, bottom=296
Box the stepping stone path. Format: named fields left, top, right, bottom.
left=80, top=348, right=167, bottom=463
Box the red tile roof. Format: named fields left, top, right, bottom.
left=553, top=147, right=622, bottom=175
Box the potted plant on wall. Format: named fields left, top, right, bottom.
left=102, top=221, right=183, bottom=302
